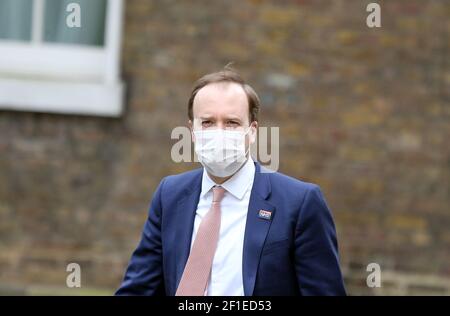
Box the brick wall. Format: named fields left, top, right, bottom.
left=0, top=0, right=448, bottom=295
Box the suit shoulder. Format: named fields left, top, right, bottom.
left=266, top=168, right=319, bottom=193
left=160, top=167, right=203, bottom=191
left=265, top=169, right=332, bottom=223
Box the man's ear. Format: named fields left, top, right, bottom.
left=249, top=121, right=258, bottom=144
left=189, top=120, right=194, bottom=143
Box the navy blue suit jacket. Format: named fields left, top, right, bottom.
left=116, top=162, right=346, bottom=296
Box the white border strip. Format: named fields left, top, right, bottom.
left=0, top=78, right=124, bottom=117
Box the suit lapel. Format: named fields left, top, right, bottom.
left=173, top=171, right=202, bottom=294
left=242, top=162, right=275, bottom=296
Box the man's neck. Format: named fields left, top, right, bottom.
left=208, top=173, right=232, bottom=185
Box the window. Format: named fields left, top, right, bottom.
left=0, top=0, right=125, bottom=117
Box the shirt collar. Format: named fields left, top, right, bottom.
left=200, top=156, right=255, bottom=200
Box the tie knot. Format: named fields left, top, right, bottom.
left=212, top=186, right=226, bottom=203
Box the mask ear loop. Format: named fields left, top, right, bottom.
left=244, top=123, right=257, bottom=158
left=247, top=123, right=257, bottom=144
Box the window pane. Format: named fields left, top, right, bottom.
left=44, top=0, right=107, bottom=46
left=0, top=0, right=33, bottom=41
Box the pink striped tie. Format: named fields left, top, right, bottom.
left=175, top=186, right=226, bottom=296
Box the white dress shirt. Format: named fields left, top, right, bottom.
left=190, top=156, right=255, bottom=296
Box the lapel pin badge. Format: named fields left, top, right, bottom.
left=258, top=209, right=272, bottom=220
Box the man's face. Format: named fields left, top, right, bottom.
left=190, top=82, right=257, bottom=146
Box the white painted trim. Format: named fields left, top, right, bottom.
left=104, top=0, right=125, bottom=84
left=0, top=42, right=105, bottom=80
left=0, top=78, right=124, bottom=117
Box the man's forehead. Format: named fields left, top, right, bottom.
left=194, top=82, right=248, bottom=106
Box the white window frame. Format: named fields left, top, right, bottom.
left=0, top=0, right=125, bottom=117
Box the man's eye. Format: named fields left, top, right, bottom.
left=202, top=120, right=212, bottom=126
left=227, top=121, right=239, bottom=126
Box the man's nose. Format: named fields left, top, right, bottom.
left=217, top=122, right=225, bottom=129
left=215, top=121, right=226, bottom=129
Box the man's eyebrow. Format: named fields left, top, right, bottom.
left=197, top=115, right=242, bottom=121
left=199, top=115, right=214, bottom=120
left=225, top=116, right=242, bottom=121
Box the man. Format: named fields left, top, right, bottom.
left=116, top=68, right=346, bottom=296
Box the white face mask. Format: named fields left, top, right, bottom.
left=193, top=127, right=251, bottom=178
